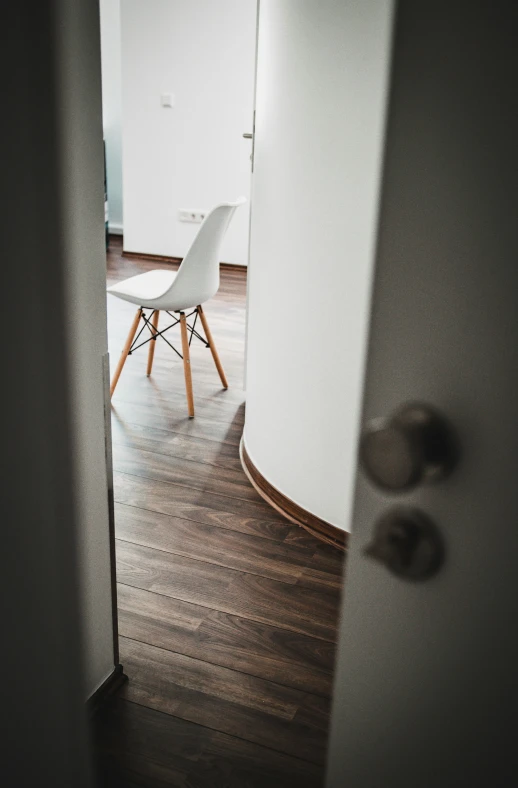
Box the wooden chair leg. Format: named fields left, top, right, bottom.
left=180, top=312, right=195, bottom=418
left=197, top=304, right=228, bottom=389
left=146, top=310, right=160, bottom=376
left=110, top=308, right=142, bottom=397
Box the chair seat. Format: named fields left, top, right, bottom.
left=107, top=198, right=245, bottom=415
left=107, top=269, right=182, bottom=310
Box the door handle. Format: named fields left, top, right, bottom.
left=360, top=403, right=458, bottom=492
left=364, top=507, right=444, bottom=580
left=243, top=133, right=253, bottom=139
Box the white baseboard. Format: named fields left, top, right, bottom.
left=108, top=223, right=123, bottom=235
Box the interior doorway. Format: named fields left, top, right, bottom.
left=96, top=1, right=347, bottom=785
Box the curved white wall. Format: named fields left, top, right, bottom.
left=244, top=0, right=393, bottom=531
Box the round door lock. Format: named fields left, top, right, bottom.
left=360, top=403, right=458, bottom=492
left=364, top=507, right=444, bottom=581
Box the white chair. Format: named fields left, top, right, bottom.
left=107, top=197, right=246, bottom=417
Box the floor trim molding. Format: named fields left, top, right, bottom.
left=240, top=437, right=347, bottom=552
left=121, top=248, right=247, bottom=273
left=87, top=664, right=127, bottom=716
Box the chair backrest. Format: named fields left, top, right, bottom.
left=170, top=197, right=246, bottom=308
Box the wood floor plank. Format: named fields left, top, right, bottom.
left=297, top=554, right=344, bottom=594
left=115, top=502, right=314, bottom=583
left=114, top=472, right=292, bottom=542
left=311, top=543, right=346, bottom=574
left=117, top=584, right=335, bottom=697
left=282, top=527, right=324, bottom=550
left=286, top=539, right=346, bottom=592
left=293, top=694, right=332, bottom=732
left=111, top=378, right=246, bottom=412
left=113, top=444, right=261, bottom=503
left=114, top=468, right=281, bottom=524
left=95, top=697, right=208, bottom=788
left=114, top=366, right=248, bottom=406
left=111, top=402, right=244, bottom=445
left=297, top=563, right=344, bottom=593
left=116, top=541, right=341, bottom=641
left=121, top=637, right=301, bottom=721
left=297, top=544, right=345, bottom=592
left=113, top=481, right=289, bottom=544
left=119, top=638, right=330, bottom=765
left=195, top=730, right=324, bottom=788
left=98, top=756, right=187, bottom=788
left=111, top=419, right=243, bottom=472
left=112, top=389, right=245, bottom=429
left=95, top=698, right=324, bottom=788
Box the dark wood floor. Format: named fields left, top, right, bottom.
left=94, top=237, right=346, bottom=787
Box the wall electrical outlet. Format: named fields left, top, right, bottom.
left=178, top=210, right=206, bottom=224
left=160, top=93, right=175, bottom=108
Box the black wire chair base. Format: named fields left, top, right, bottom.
left=128, top=307, right=209, bottom=360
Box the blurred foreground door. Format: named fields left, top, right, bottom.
left=327, top=3, right=518, bottom=786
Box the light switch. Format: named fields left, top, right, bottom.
left=160, top=93, right=175, bottom=108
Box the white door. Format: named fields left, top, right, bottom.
left=327, top=4, right=517, bottom=786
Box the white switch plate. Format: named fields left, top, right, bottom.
left=178, top=210, right=206, bottom=224
left=160, top=93, right=174, bottom=108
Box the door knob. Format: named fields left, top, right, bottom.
left=364, top=507, right=444, bottom=580
left=360, top=403, right=458, bottom=491
left=243, top=133, right=253, bottom=139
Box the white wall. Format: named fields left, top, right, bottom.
left=121, top=0, right=256, bottom=264
left=59, top=0, right=117, bottom=697
left=100, top=0, right=124, bottom=233
left=244, top=0, right=394, bottom=530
